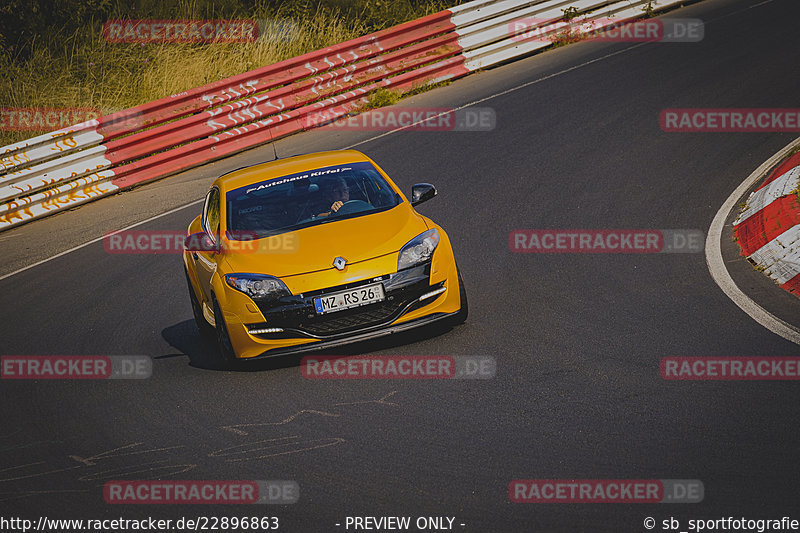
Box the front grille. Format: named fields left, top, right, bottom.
left=298, top=300, right=401, bottom=336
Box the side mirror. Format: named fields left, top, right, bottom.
left=411, top=183, right=437, bottom=206
left=184, top=232, right=219, bottom=253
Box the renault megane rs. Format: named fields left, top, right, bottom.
left=183, top=149, right=467, bottom=363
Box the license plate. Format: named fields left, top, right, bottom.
left=314, top=283, right=385, bottom=314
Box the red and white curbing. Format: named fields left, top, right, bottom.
left=733, top=152, right=800, bottom=296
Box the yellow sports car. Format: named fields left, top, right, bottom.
left=183, top=150, right=467, bottom=363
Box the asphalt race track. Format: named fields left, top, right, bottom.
left=2, top=0, right=800, bottom=531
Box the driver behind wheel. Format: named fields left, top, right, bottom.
left=316, top=176, right=349, bottom=217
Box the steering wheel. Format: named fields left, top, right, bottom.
left=333, top=199, right=371, bottom=216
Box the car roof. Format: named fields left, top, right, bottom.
left=214, top=149, right=372, bottom=192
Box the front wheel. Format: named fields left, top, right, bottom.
left=185, top=268, right=213, bottom=340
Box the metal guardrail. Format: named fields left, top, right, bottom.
left=0, top=0, right=688, bottom=231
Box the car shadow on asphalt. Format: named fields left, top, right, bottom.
left=160, top=319, right=462, bottom=372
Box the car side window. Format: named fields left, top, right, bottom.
left=202, top=188, right=221, bottom=242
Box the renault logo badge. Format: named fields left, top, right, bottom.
left=333, top=257, right=347, bottom=270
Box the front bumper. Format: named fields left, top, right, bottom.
left=223, top=258, right=461, bottom=359
left=244, top=307, right=458, bottom=359
left=244, top=263, right=447, bottom=357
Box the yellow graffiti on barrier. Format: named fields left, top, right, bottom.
left=0, top=168, right=115, bottom=227
left=13, top=150, right=30, bottom=167
left=40, top=187, right=60, bottom=211
left=0, top=208, right=23, bottom=223
left=49, top=130, right=78, bottom=152
left=0, top=147, right=30, bottom=173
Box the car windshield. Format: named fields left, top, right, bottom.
left=226, top=161, right=401, bottom=238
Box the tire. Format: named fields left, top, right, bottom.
left=447, top=270, right=468, bottom=326
left=185, top=268, right=213, bottom=340
left=212, top=296, right=237, bottom=367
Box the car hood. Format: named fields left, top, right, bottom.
left=221, top=204, right=428, bottom=278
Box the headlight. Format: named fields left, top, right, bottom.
left=397, top=229, right=439, bottom=271
left=225, top=274, right=291, bottom=300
